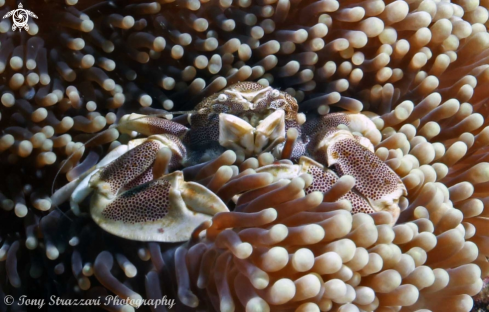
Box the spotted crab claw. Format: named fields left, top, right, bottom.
left=88, top=144, right=228, bottom=242
left=81, top=136, right=226, bottom=242
left=255, top=156, right=394, bottom=220
left=298, top=157, right=380, bottom=217
left=312, top=119, right=406, bottom=218
left=219, top=109, right=286, bottom=156
left=52, top=114, right=193, bottom=221
left=51, top=144, right=130, bottom=215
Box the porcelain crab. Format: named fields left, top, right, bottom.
left=53, top=82, right=406, bottom=242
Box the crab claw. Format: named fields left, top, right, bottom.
left=89, top=136, right=186, bottom=198
left=85, top=136, right=210, bottom=242
left=298, top=157, right=379, bottom=217
left=90, top=171, right=228, bottom=242
left=315, top=129, right=406, bottom=221
left=255, top=156, right=391, bottom=220
left=88, top=139, right=165, bottom=198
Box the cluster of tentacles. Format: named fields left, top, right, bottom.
left=3, top=143, right=486, bottom=312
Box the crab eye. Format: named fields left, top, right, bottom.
left=212, top=104, right=230, bottom=113
left=271, top=90, right=280, bottom=98
left=269, top=100, right=281, bottom=109
left=217, top=94, right=228, bottom=102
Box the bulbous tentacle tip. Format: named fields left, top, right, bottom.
left=317, top=112, right=382, bottom=146
left=354, top=135, right=375, bottom=152
left=344, top=112, right=383, bottom=144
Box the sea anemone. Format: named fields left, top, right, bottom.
left=177, top=151, right=484, bottom=311
left=1, top=0, right=489, bottom=311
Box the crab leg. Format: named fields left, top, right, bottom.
left=118, top=113, right=188, bottom=138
